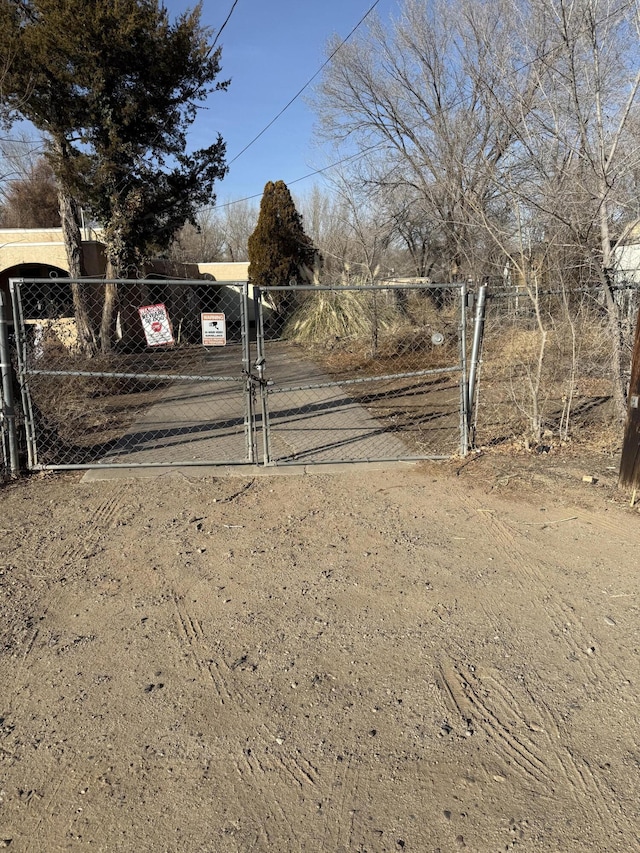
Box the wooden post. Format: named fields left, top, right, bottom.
left=619, top=304, right=640, bottom=489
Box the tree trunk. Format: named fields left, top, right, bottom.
left=100, top=258, right=119, bottom=355
left=618, top=306, right=640, bottom=489
left=58, top=187, right=99, bottom=357
left=598, top=195, right=627, bottom=421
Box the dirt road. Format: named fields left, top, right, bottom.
left=0, top=453, right=638, bottom=851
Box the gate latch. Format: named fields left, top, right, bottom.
left=251, top=356, right=273, bottom=387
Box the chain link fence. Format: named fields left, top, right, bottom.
left=471, top=284, right=640, bottom=452
left=255, top=283, right=468, bottom=463
left=6, top=277, right=255, bottom=469
left=2, top=278, right=471, bottom=471
left=0, top=291, right=20, bottom=480
left=5, top=275, right=632, bottom=473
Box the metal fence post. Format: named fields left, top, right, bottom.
left=459, top=282, right=470, bottom=456
left=240, top=282, right=256, bottom=464
left=0, top=291, right=20, bottom=476
left=9, top=279, right=37, bottom=469
left=468, top=283, right=487, bottom=429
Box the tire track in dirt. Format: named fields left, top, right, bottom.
left=169, top=591, right=382, bottom=851
left=10, top=624, right=41, bottom=693
left=222, top=730, right=307, bottom=850
left=437, top=654, right=624, bottom=839
left=462, top=495, right=614, bottom=689
left=321, top=752, right=360, bottom=852
left=437, top=657, right=550, bottom=788
left=5, top=488, right=156, bottom=849
left=254, top=723, right=319, bottom=790
left=231, top=744, right=302, bottom=850
left=23, top=776, right=65, bottom=853
left=523, top=682, right=624, bottom=840
left=573, top=508, right=640, bottom=541
left=229, top=749, right=277, bottom=849
left=45, top=537, right=87, bottom=568
left=460, top=493, right=635, bottom=838
left=45, top=485, right=136, bottom=569
left=170, top=592, right=237, bottom=707
left=168, top=590, right=319, bottom=849
left=90, top=484, right=136, bottom=528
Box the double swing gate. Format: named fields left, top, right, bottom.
left=0, top=277, right=475, bottom=475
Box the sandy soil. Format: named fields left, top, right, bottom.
left=0, top=450, right=638, bottom=852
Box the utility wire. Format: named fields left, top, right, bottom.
left=211, top=0, right=241, bottom=51
left=215, top=143, right=384, bottom=209
left=226, top=0, right=382, bottom=167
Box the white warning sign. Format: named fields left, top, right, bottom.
left=138, top=303, right=174, bottom=347
left=201, top=312, right=226, bottom=347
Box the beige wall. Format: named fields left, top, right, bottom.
left=0, top=228, right=249, bottom=282
left=197, top=261, right=249, bottom=281
left=0, top=228, right=69, bottom=273
left=0, top=229, right=255, bottom=338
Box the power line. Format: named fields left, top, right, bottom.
left=213, top=143, right=384, bottom=210
left=226, top=0, right=382, bottom=167
left=211, top=0, right=241, bottom=51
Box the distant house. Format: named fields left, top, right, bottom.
left=0, top=226, right=249, bottom=292
left=0, top=227, right=251, bottom=345
left=613, top=240, right=640, bottom=285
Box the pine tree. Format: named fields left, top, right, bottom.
left=0, top=0, right=228, bottom=352
left=248, top=180, right=319, bottom=313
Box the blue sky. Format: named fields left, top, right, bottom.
left=166, top=0, right=399, bottom=206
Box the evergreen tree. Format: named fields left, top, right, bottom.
left=0, top=0, right=228, bottom=352
left=248, top=180, right=319, bottom=313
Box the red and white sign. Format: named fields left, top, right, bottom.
left=201, top=312, right=226, bottom=347
left=138, top=303, right=174, bottom=347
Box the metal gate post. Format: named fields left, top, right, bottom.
left=255, top=289, right=273, bottom=465
left=0, top=292, right=20, bottom=476
left=9, top=279, right=38, bottom=469
left=240, top=282, right=256, bottom=463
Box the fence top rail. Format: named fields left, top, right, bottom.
left=8, top=277, right=249, bottom=286
left=257, top=282, right=465, bottom=292
left=8, top=278, right=466, bottom=292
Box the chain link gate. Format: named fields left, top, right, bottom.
left=3, top=278, right=471, bottom=472
left=6, top=277, right=256, bottom=470
left=254, top=282, right=469, bottom=465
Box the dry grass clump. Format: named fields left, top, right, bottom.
left=285, top=287, right=460, bottom=363
left=29, top=372, right=166, bottom=452
left=26, top=332, right=172, bottom=455
left=474, top=309, right=618, bottom=446
left=403, top=290, right=459, bottom=328
left=284, top=289, right=402, bottom=345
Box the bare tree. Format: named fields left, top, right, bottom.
left=170, top=208, right=225, bottom=264
left=315, top=0, right=537, bottom=282
left=0, top=134, right=44, bottom=201
left=0, top=156, right=60, bottom=227
left=475, top=0, right=640, bottom=419
left=296, top=185, right=355, bottom=282
left=218, top=199, right=257, bottom=262
left=534, top=0, right=640, bottom=418
left=170, top=200, right=257, bottom=264
left=316, top=0, right=640, bottom=424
